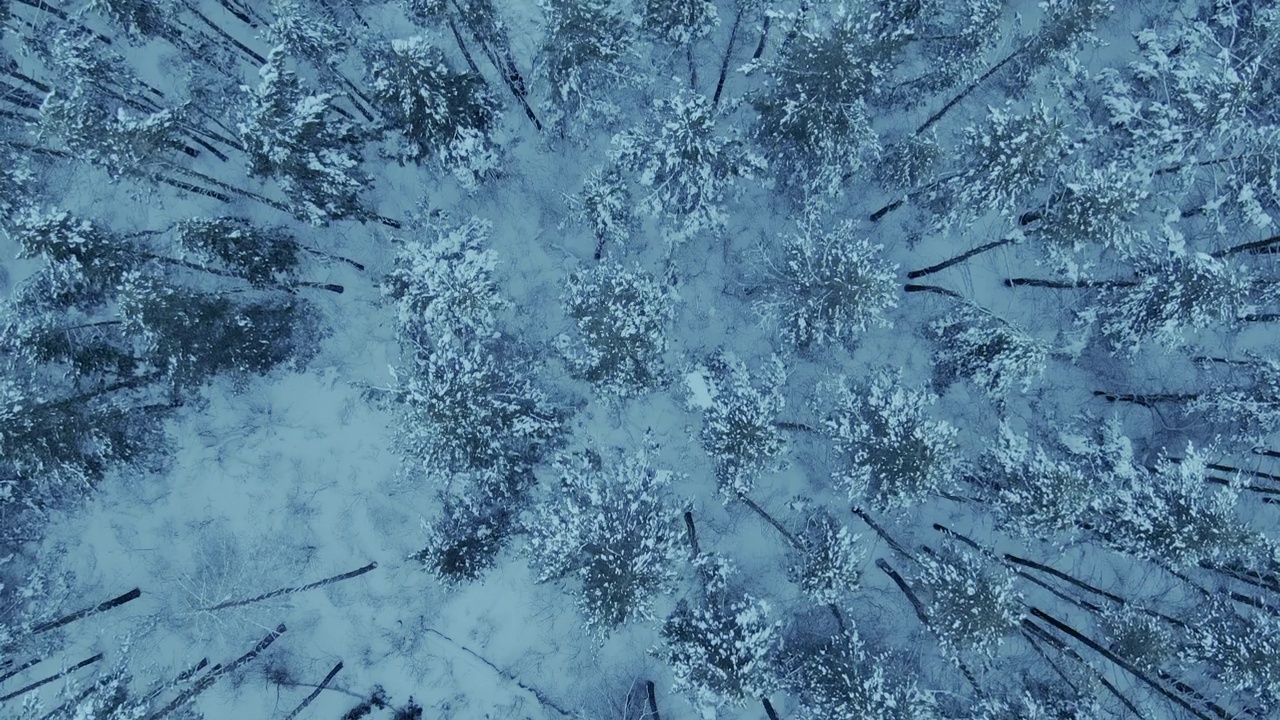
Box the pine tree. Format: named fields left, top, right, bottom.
left=911, top=543, right=1023, bottom=658
left=611, top=89, right=765, bottom=242
left=1095, top=251, right=1254, bottom=355
left=753, top=219, right=898, bottom=351
left=823, top=370, right=960, bottom=511
left=367, top=36, right=501, bottom=185
left=118, top=270, right=324, bottom=389
left=691, top=351, right=787, bottom=498
left=750, top=5, right=896, bottom=198
left=8, top=208, right=136, bottom=312
left=928, top=307, right=1048, bottom=399
left=240, top=47, right=368, bottom=224
left=536, top=0, right=637, bottom=135
left=1184, top=601, right=1280, bottom=710
left=266, top=0, right=348, bottom=69
left=789, top=511, right=863, bottom=607
left=1101, top=445, right=1265, bottom=570
left=83, top=0, right=176, bottom=42
left=640, top=0, right=717, bottom=46
left=936, top=102, right=1068, bottom=229
left=174, top=217, right=302, bottom=290
left=524, top=446, right=686, bottom=635
left=558, top=262, right=674, bottom=397
left=659, top=556, right=782, bottom=713
left=415, top=469, right=521, bottom=583
left=782, top=625, right=938, bottom=720
left=392, top=340, right=562, bottom=474
left=571, top=165, right=636, bottom=260
left=383, top=215, right=509, bottom=348
left=983, top=424, right=1095, bottom=543
left=1029, top=164, right=1147, bottom=269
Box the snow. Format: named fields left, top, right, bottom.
left=3, top=0, right=1280, bottom=718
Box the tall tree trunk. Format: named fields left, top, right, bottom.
left=147, top=624, right=286, bottom=720
left=283, top=661, right=344, bottom=720
left=0, top=653, right=104, bottom=703
left=711, top=7, right=745, bottom=109
left=30, top=587, right=141, bottom=635
left=683, top=511, right=700, bottom=558
left=907, top=237, right=1017, bottom=279
left=1030, top=607, right=1221, bottom=720
left=200, top=562, right=376, bottom=612
left=1004, top=277, right=1135, bottom=289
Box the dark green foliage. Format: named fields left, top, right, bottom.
left=176, top=218, right=301, bottom=289
left=368, top=36, right=500, bottom=166
left=119, top=274, right=323, bottom=387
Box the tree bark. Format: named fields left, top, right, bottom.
left=30, top=587, right=141, bottom=635
left=1022, top=620, right=1148, bottom=719
left=750, top=14, right=771, bottom=61
left=1213, top=234, right=1280, bottom=258
left=852, top=507, right=915, bottom=560
left=1092, top=390, right=1200, bottom=407
left=1004, top=277, right=1135, bottom=289
left=283, top=661, right=343, bottom=720
left=711, top=7, right=744, bottom=109
left=736, top=493, right=800, bottom=548
left=147, top=624, right=286, bottom=720
left=683, top=511, right=700, bottom=558
left=645, top=680, right=661, bottom=720
left=915, top=44, right=1026, bottom=135
left=0, top=653, right=104, bottom=702
left=903, top=283, right=962, bottom=299
left=201, top=562, right=376, bottom=612
left=907, top=237, right=1016, bottom=279
left=1030, top=607, right=1219, bottom=720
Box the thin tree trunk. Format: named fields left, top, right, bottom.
left=10, top=0, right=113, bottom=43
left=762, top=697, right=781, bottom=720
left=170, top=167, right=291, bottom=212
left=446, top=15, right=483, bottom=75
left=1030, top=607, right=1219, bottom=720
left=1092, top=390, right=1200, bottom=407
left=915, top=44, right=1026, bottom=135
left=683, top=511, right=700, bottom=558
left=1022, top=620, right=1148, bottom=719
left=200, top=562, right=376, bottom=612
left=147, top=624, right=286, bottom=720
left=876, top=558, right=983, bottom=694
left=141, top=252, right=345, bottom=294
left=687, top=44, right=698, bottom=91
left=750, top=15, right=771, bottom=61
left=184, top=10, right=266, bottom=65
left=425, top=628, right=573, bottom=717
left=0, top=653, right=104, bottom=703
left=299, top=245, right=365, bottom=271
left=157, top=175, right=233, bottom=203
left=30, top=587, right=141, bottom=635
left=1212, top=234, right=1280, bottom=258
left=1004, top=277, right=1135, bottom=289
left=852, top=507, right=915, bottom=560
left=907, top=237, right=1016, bottom=279
left=711, top=7, right=745, bottom=109
left=645, top=681, right=661, bottom=720
left=0, top=657, right=41, bottom=684
left=7, top=69, right=49, bottom=93
left=737, top=494, right=800, bottom=548
left=903, top=283, right=962, bottom=299
left=282, top=661, right=343, bottom=720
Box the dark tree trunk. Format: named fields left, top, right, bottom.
left=148, top=624, right=286, bottom=720
left=283, top=661, right=344, bottom=720
left=645, top=680, right=661, bottom=720
left=30, top=587, right=141, bottom=635
left=903, top=283, right=962, bottom=299
left=1005, top=277, right=1135, bottom=289
left=711, top=7, right=744, bottom=109
left=683, top=511, right=700, bottom=558
left=762, top=697, right=780, bottom=720
left=0, top=653, right=103, bottom=703
left=907, top=237, right=1016, bottom=279
left=1092, top=390, right=1200, bottom=407
left=1030, top=607, right=1219, bottom=720
left=201, top=562, right=376, bottom=612
left=915, top=43, right=1026, bottom=135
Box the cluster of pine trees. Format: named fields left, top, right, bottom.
left=2, top=0, right=1280, bottom=718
